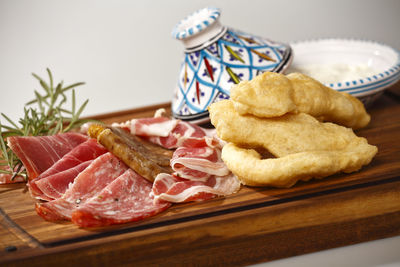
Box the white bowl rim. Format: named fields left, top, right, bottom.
left=289, top=38, right=400, bottom=96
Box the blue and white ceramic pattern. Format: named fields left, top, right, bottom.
left=172, top=7, right=221, bottom=40
left=171, top=7, right=293, bottom=123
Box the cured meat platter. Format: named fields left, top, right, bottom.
left=1, top=86, right=400, bottom=266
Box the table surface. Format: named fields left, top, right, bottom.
left=1, top=86, right=400, bottom=266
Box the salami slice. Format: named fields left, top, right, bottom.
left=35, top=152, right=128, bottom=221
left=71, top=169, right=170, bottom=227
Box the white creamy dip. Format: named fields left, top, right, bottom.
left=287, top=63, right=378, bottom=84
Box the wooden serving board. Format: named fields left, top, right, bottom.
left=1, top=88, right=400, bottom=266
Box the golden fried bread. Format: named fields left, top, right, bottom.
left=209, top=100, right=377, bottom=187
left=222, top=142, right=376, bottom=188
left=230, top=71, right=370, bottom=129
left=209, top=100, right=374, bottom=157
left=287, top=72, right=370, bottom=129
left=230, top=72, right=296, bottom=118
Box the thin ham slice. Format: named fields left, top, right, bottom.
left=37, top=139, right=107, bottom=179
left=7, top=132, right=88, bottom=180
left=33, top=160, right=93, bottom=201
left=152, top=173, right=240, bottom=203
left=152, top=136, right=240, bottom=203
left=170, top=137, right=230, bottom=181
left=29, top=139, right=108, bottom=200
left=35, top=152, right=128, bottom=221
left=71, top=169, right=170, bottom=227
left=0, top=172, right=25, bottom=184
left=0, top=161, right=25, bottom=184
left=112, top=117, right=213, bottom=149
left=119, top=117, right=179, bottom=137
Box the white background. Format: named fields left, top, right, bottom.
left=1, top=1, right=400, bottom=266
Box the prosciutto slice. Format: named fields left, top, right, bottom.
left=32, top=160, right=93, bottom=201
left=35, top=152, right=128, bottom=221
left=0, top=160, right=25, bottom=184
left=0, top=172, right=14, bottom=184
left=7, top=132, right=88, bottom=180
left=170, top=137, right=229, bottom=181
left=71, top=169, right=170, bottom=227
left=113, top=117, right=213, bottom=149
left=29, top=139, right=108, bottom=200
left=36, top=139, right=107, bottom=179
left=0, top=170, right=25, bottom=184
left=152, top=173, right=240, bottom=202
left=152, top=136, right=240, bottom=203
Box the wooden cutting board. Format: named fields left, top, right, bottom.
left=1, top=89, right=400, bottom=267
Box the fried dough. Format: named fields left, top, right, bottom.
left=230, top=72, right=370, bottom=129
left=209, top=100, right=375, bottom=157
left=209, top=100, right=377, bottom=187
left=287, top=72, right=370, bottom=129
left=222, top=143, right=376, bottom=188
left=230, top=72, right=296, bottom=118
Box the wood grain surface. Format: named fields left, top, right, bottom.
left=1, top=86, right=400, bottom=266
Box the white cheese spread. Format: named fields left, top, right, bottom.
left=288, top=63, right=378, bottom=84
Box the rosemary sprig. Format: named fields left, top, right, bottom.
left=0, top=69, right=92, bottom=181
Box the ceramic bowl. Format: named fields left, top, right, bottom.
left=287, top=38, right=400, bottom=106
left=171, top=7, right=293, bottom=123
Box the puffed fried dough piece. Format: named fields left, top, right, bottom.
left=230, top=71, right=370, bottom=129
left=222, top=142, right=377, bottom=188
left=209, top=100, right=376, bottom=158
left=287, top=72, right=370, bottom=129
left=230, top=72, right=297, bottom=118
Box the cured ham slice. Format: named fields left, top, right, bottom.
left=0, top=170, right=25, bottom=184
left=36, top=152, right=128, bottom=221
left=170, top=137, right=229, bottom=181
left=29, top=139, right=108, bottom=200
left=119, top=117, right=179, bottom=137
left=152, top=136, right=240, bottom=203
left=37, top=139, right=107, bottom=179
left=7, top=132, right=88, bottom=180
left=0, top=161, right=25, bottom=184
left=112, top=117, right=214, bottom=149
left=71, top=169, right=170, bottom=227
left=152, top=173, right=240, bottom=203
left=0, top=172, right=13, bottom=184
left=33, top=160, right=93, bottom=201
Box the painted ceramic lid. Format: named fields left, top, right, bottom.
left=171, top=7, right=293, bottom=124
left=172, top=7, right=221, bottom=41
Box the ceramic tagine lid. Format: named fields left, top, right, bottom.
left=171, top=7, right=293, bottom=124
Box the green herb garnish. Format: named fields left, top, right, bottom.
left=0, top=68, right=92, bottom=181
